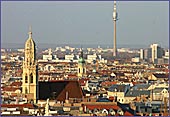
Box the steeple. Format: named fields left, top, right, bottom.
left=80, top=48, right=83, bottom=58
left=25, top=26, right=36, bottom=62
left=78, top=47, right=86, bottom=78
left=28, top=25, right=32, bottom=39
left=22, top=26, right=38, bottom=103
left=78, top=48, right=85, bottom=64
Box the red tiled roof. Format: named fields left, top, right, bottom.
left=39, top=80, right=84, bottom=101
left=101, top=81, right=117, bottom=86
left=66, top=74, right=77, bottom=79
left=56, top=81, right=83, bottom=101
left=124, top=111, right=134, bottom=116
left=108, top=96, right=114, bottom=101
left=2, top=87, right=20, bottom=92
left=10, top=82, right=22, bottom=87
left=79, top=78, right=89, bottom=86
left=85, top=105, right=120, bottom=110
left=1, top=104, right=35, bottom=108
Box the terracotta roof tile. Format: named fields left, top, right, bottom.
left=85, top=104, right=120, bottom=110
left=1, top=104, right=35, bottom=108
left=2, top=87, right=20, bottom=92
left=10, top=82, right=22, bottom=87
left=124, top=111, right=134, bottom=116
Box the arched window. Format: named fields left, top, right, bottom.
left=25, top=87, right=28, bottom=94
left=25, top=75, right=28, bottom=83
left=30, top=73, right=33, bottom=83
left=83, top=68, right=85, bottom=73
left=48, top=66, right=51, bottom=71
left=79, top=68, right=80, bottom=73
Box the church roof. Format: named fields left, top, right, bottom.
left=38, top=80, right=84, bottom=101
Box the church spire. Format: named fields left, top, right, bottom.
left=80, top=47, right=83, bottom=58
left=28, top=25, right=32, bottom=39
left=22, top=27, right=38, bottom=104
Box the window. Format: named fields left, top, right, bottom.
left=25, top=75, right=28, bottom=83
left=48, top=66, right=51, bottom=71
left=25, top=87, right=28, bottom=94
left=30, top=73, right=33, bottom=83
left=83, top=68, right=85, bottom=73
left=79, top=68, right=80, bottom=73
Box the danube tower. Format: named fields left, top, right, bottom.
left=113, top=0, right=118, bottom=57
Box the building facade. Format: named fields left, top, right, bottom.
left=22, top=29, right=39, bottom=103
left=150, top=44, right=164, bottom=63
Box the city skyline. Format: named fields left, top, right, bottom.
left=1, top=1, right=169, bottom=48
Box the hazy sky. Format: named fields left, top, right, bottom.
left=1, top=1, right=169, bottom=48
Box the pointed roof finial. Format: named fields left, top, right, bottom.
left=28, top=25, right=32, bottom=38
left=80, top=46, right=83, bottom=58
left=29, top=25, right=32, bottom=32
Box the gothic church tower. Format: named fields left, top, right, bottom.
left=22, top=27, right=38, bottom=103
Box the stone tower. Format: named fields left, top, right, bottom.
left=22, top=27, right=38, bottom=103
left=78, top=49, right=86, bottom=78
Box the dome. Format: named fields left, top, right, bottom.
left=78, top=57, right=85, bottom=64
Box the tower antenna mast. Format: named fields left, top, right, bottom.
left=113, top=0, right=118, bottom=57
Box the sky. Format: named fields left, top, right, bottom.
left=1, top=1, right=169, bottom=48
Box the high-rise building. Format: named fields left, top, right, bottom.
left=78, top=49, right=86, bottom=77
left=22, top=27, right=38, bottom=103
left=140, top=48, right=151, bottom=61
left=150, top=44, right=164, bottom=63
left=140, top=49, right=144, bottom=59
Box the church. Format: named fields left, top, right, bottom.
left=22, top=27, right=39, bottom=103
left=22, top=28, right=84, bottom=103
